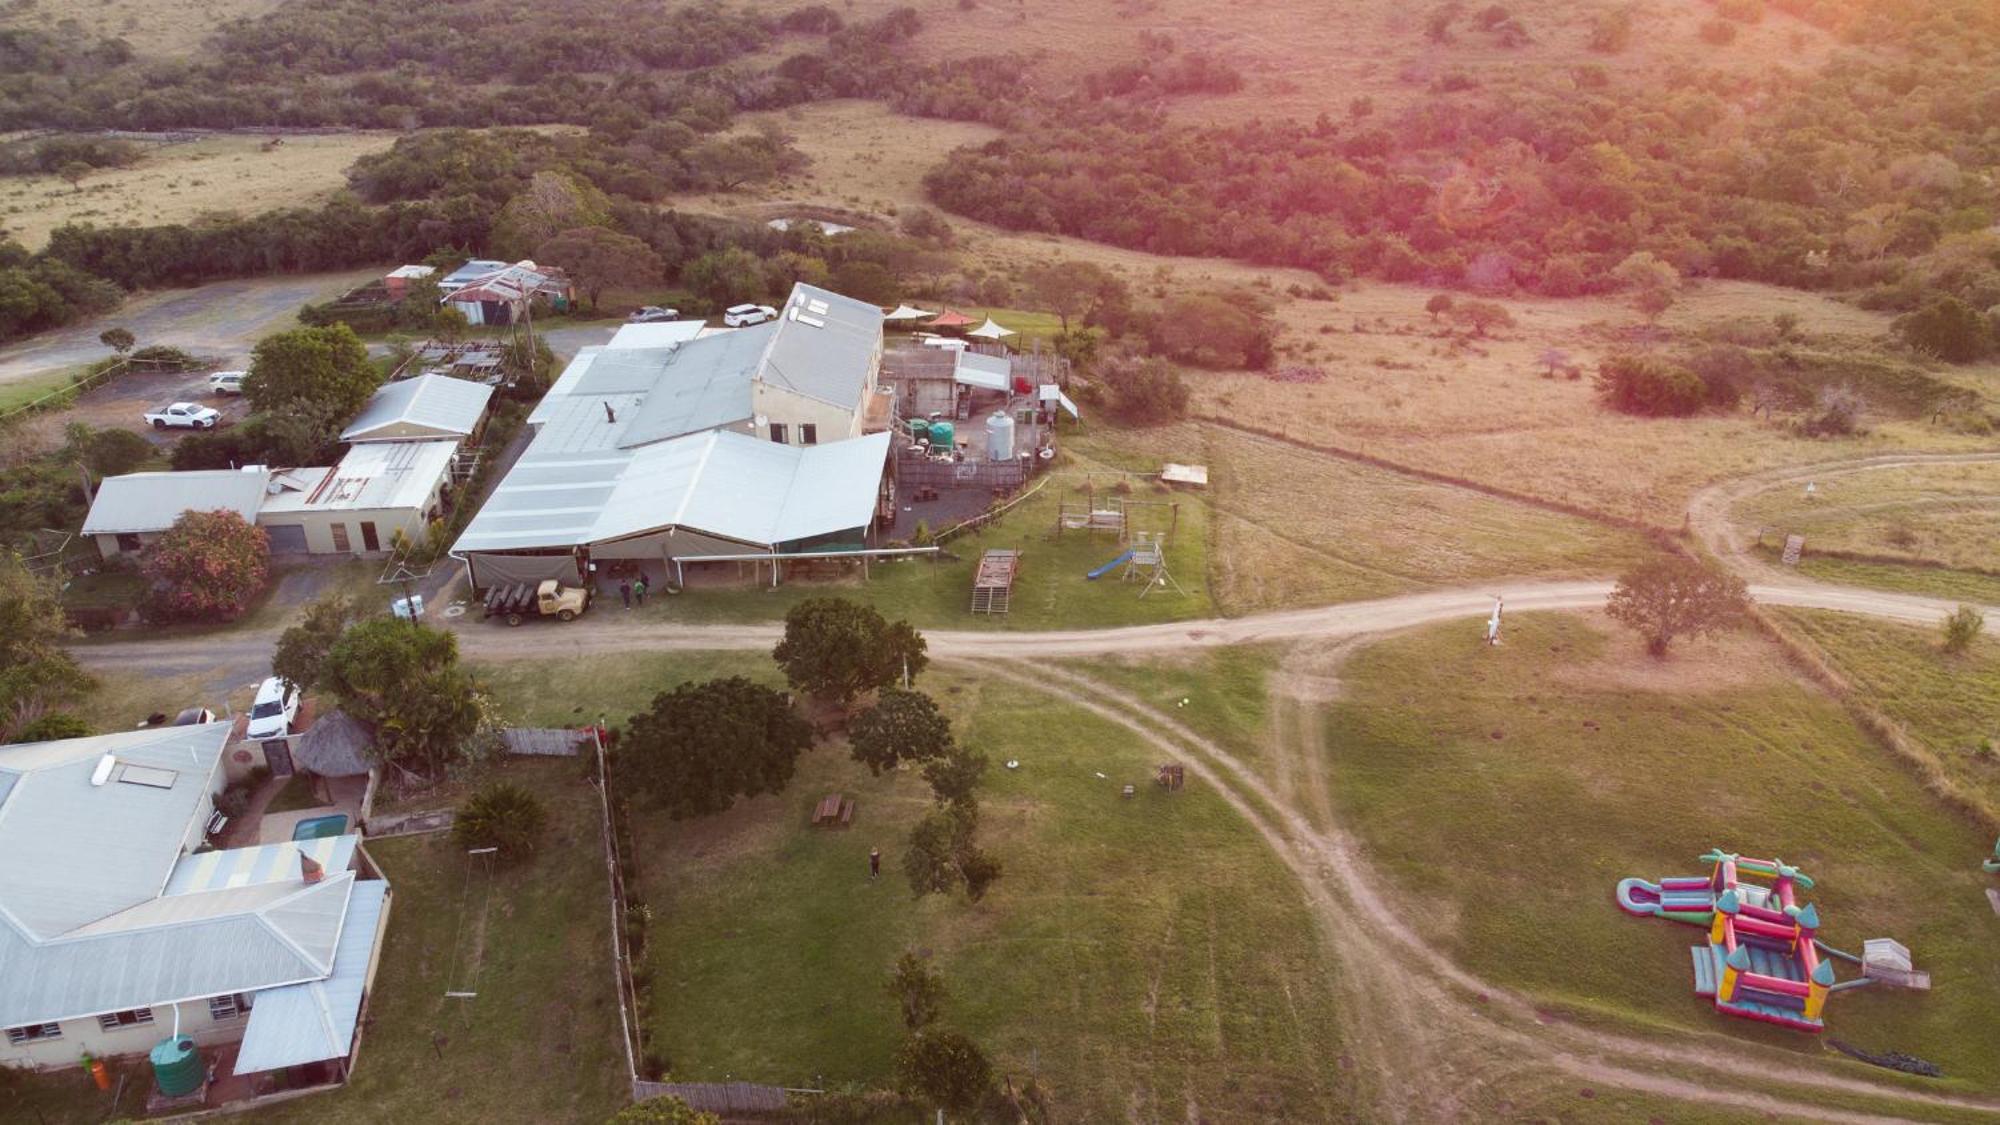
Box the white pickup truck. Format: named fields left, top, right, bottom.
left=144, top=402, right=221, bottom=430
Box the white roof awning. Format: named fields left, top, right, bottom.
left=967, top=317, right=1015, bottom=339
left=884, top=305, right=934, bottom=321
left=1038, top=384, right=1080, bottom=419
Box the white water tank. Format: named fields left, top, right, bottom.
left=986, top=411, right=1016, bottom=461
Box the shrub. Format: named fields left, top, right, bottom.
left=1942, top=605, right=1984, bottom=655
left=1098, top=353, right=1189, bottom=424
left=1894, top=296, right=1993, bottom=363
left=453, top=783, right=548, bottom=863
left=139, top=509, right=269, bottom=623
left=1594, top=354, right=1707, bottom=417
left=1795, top=385, right=1865, bottom=437
left=895, top=1029, right=993, bottom=1112
left=11, top=712, right=90, bottom=742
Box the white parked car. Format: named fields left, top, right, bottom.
left=245, top=677, right=300, bottom=741
left=207, top=370, right=247, bottom=395
left=723, top=303, right=777, bottom=327
left=144, top=402, right=221, bottom=430
left=627, top=306, right=680, bottom=323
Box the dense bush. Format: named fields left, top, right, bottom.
left=1894, top=296, right=1994, bottom=363
left=1595, top=354, right=1708, bottom=417
left=139, top=510, right=270, bottom=623
left=454, top=783, right=548, bottom=863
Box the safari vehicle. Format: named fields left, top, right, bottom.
left=483, top=578, right=592, bottom=626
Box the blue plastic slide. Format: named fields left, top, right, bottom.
left=1086, top=550, right=1134, bottom=580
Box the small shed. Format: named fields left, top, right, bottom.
left=341, top=373, right=495, bottom=445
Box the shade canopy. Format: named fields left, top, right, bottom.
left=967, top=318, right=1015, bottom=339
left=924, top=308, right=976, bottom=329
left=883, top=305, right=934, bottom=321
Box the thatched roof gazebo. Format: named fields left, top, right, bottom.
left=294, top=708, right=374, bottom=779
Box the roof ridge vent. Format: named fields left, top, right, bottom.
left=90, top=754, right=117, bottom=787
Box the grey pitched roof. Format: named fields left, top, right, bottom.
left=233, top=879, right=387, bottom=1074
left=0, top=724, right=231, bottom=940
left=340, top=373, right=493, bottom=442
left=756, top=283, right=883, bottom=410
left=614, top=324, right=772, bottom=449
left=294, top=709, right=374, bottom=778
left=81, top=471, right=270, bottom=536
left=0, top=726, right=382, bottom=1027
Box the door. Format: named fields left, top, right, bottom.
left=264, top=524, right=308, bottom=554
left=360, top=522, right=380, bottom=552
left=264, top=740, right=294, bottom=777
left=330, top=523, right=350, bottom=553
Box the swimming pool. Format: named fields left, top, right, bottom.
left=292, top=813, right=348, bottom=841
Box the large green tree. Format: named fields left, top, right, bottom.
left=848, top=687, right=954, bottom=776
left=1894, top=295, right=1993, bottom=363
left=243, top=323, right=380, bottom=438
left=0, top=560, right=92, bottom=743
left=140, top=509, right=270, bottom=623
left=620, top=677, right=813, bottom=818
left=903, top=803, right=1002, bottom=902
left=323, top=618, right=484, bottom=779
left=1024, top=259, right=1127, bottom=335
left=772, top=598, right=928, bottom=706
left=1605, top=557, right=1752, bottom=657
left=537, top=227, right=664, bottom=311
left=272, top=594, right=361, bottom=692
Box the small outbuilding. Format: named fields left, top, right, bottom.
left=258, top=441, right=459, bottom=557
left=293, top=708, right=374, bottom=780
left=81, top=469, right=271, bottom=559
left=340, top=373, right=494, bottom=445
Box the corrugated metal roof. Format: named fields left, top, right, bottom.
left=757, top=283, right=882, bottom=410
left=614, top=326, right=770, bottom=448
left=454, top=430, right=888, bottom=554
left=234, top=880, right=387, bottom=1075
left=606, top=321, right=707, bottom=350
left=80, top=471, right=269, bottom=536
left=0, top=724, right=230, bottom=940
left=165, top=837, right=358, bottom=896
left=341, top=374, right=493, bottom=442
left=0, top=874, right=355, bottom=1028
left=260, top=441, right=456, bottom=516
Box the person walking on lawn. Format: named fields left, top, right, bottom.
left=618, top=578, right=632, bottom=609
left=635, top=574, right=649, bottom=606
left=869, top=846, right=881, bottom=880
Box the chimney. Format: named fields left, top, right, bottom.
left=300, top=853, right=324, bottom=886
left=603, top=401, right=617, bottom=424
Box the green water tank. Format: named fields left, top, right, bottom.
left=928, top=420, right=956, bottom=449
left=906, top=418, right=929, bottom=442
left=150, top=1035, right=201, bottom=1097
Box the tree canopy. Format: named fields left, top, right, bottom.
left=772, top=598, right=928, bottom=706
left=620, top=677, right=814, bottom=818
left=848, top=687, right=954, bottom=776
left=140, top=509, right=269, bottom=623
left=272, top=594, right=361, bottom=693
left=895, top=1028, right=993, bottom=1112
left=1605, top=557, right=1752, bottom=656
left=323, top=618, right=485, bottom=779
left=0, top=560, right=92, bottom=743
left=538, top=226, right=664, bottom=310
left=244, top=323, right=380, bottom=443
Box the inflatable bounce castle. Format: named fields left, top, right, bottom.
left=1617, top=849, right=1849, bottom=1032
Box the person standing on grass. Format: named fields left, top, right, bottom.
left=635, top=574, right=649, bottom=606
left=619, top=578, right=632, bottom=609
left=869, top=846, right=881, bottom=880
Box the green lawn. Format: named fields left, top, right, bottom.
left=622, top=661, right=1348, bottom=1119
left=1316, top=612, right=2000, bottom=1092
left=263, top=772, right=321, bottom=815
left=251, top=758, right=628, bottom=1124
left=1774, top=608, right=2000, bottom=806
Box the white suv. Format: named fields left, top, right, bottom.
left=723, top=303, right=777, bottom=327
left=207, top=371, right=247, bottom=395
left=245, top=677, right=300, bottom=741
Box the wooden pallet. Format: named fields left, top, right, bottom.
left=970, top=549, right=1020, bottom=614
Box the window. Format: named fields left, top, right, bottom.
left=7, top=1023, right=61, bottom=1045
left=117, top=764, right=178, bottom=789
left=360, top=521, right=380, bottom=552
left=330, top=523, right=351, bottom=552
left=208, top=994, right=249, bottom=1021
left=115, top=533, right=142, bottom=553
left=800, top=423, right=818, bottom=445
left=96, top=1008, right=153, bottom=1032
left=769, top=422, right=788, bottom=444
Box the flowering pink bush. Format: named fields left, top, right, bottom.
left=140, top=510, right=270, bottom=623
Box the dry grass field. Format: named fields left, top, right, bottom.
left=0, top=0, right=280, bottom=56
left=1734, top=462, right=2000, bottom=572
left=0, top=133, right=397, bottom=250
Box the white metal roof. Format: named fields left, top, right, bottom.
left=233, top=879, right=387, bottom=1074
left=81, top=470, right=269, bottom=536
left=614, top=326, right=771, bottom=448
left=341, top=373, right=493, bottom=442
left=606, top=321, right=707, bottom=350
left=454, top=429, right=889, bottom=554
left=954, top=351, right=1012, bottom=392
left=260, top=441, right=456, bottom=516
left=757, top=283, right=883, bottom=410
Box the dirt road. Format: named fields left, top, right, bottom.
left=0, top=268, right=383, bottom=386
